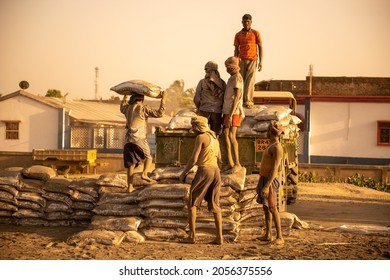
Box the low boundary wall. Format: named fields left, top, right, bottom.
left=299, top=163, right=389, bottom=185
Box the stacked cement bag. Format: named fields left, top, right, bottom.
left=80, top=173, right=146, bottom=244
left=138, top=183, right=189, bottom=241
left=68, top=188, right=145, bottom=246
left=0, top=165, right=100, bottom=227
left=251, top=105, right=301, bottom=139
left=0, top=168, right=21, bottom=224
left=235, top=174, right=265, bottom=237
left=166, top=109, right=197, bottom=131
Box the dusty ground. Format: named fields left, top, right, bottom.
left=0, top=182, right=389, bottom=260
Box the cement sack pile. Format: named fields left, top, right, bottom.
left=71, top=173, right=146, bottom=245
left=137, top=182, right=189, bottom=242
left=0, top=166, right=98, bottom=227
left=235, top=174, right=265, bottom=237
left=238, top=105, right=301, bottom=139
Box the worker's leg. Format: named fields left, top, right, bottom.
left=127, top=164, right=135, bottom=192
left=223, top=127, right=234, bottom=169
left=182, top=206, right=197, bottom=244
left=141, top=158, right=154, bottom=182
left=270, top=206, right=284, bottom=245
left=212, top=210, right=223, bottom=245
left=258, top=205, right=273, bottom=241
left=229, top=126, right=241, bottom=172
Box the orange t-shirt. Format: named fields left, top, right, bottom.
left=234, top=29, right=261, bottom=61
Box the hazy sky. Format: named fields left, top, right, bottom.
left=1, top=0, right=389, bottom=99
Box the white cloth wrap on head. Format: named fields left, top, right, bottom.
left=191, top=116, right=210, bottom=134
left=225, top=56, right=240, bottom=69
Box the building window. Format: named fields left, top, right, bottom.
left=377, top=121, right=390, bottom=146
left=5, top=121, right=19, bottom=140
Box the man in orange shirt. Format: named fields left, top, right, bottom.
left=234, top=14, right=263, bottom=109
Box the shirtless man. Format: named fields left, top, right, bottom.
left=256, top=120, right=284, bottom=245
left=120, top=91, right=167, bottom=192
left=179, top=116, right=223, bottom=245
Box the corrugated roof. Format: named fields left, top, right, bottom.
left=49, top=98, right=126, bottom=125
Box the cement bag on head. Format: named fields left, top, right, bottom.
left=110, top=80, right=163, bottom=98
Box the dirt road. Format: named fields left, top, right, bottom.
left=0, top=182, right=389, bottom=260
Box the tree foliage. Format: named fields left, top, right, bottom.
left=45, top=89, right=62, bottom=98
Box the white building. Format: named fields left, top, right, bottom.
left=296, top=95, right=390, bottom=165
left=0, top=90, right=170, bottom=154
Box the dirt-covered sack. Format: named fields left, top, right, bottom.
left=0, top=169, right=22, bottom=187
left=0, top=201, right=18, bottom=212
left=17, top=200, right=43, bottom=212
left=19, top=179, right=45, bottom=194
left=0, top=185, right=19, bottom=197
left=69, top=189, right=97, bottom=203
left=71, top=210, right=93, bottom=220
left=139, top=198, right=187, bottom=209
left=22, top=165, right=57, bottom=181
left=142, top=217, right=188, bottom=229
left=92, top=203, right=142, bottom=216
left=237, top=116, right=258, bottom=134
left=175, top=108, right=197, bottom=117
left=43, top=178, right=72, bottom=195
left=17, top=191, right=46, bottom=207
left=242, top=105, right=268, bottom=117
left=252, top=121, right=271, bottom=132
left=90, top=215, right=143, bottom=231
left=67, top=229, right=126, bottom=246
left=142, top=207, right=188, bottom=218
left=0, top=190, right=17, bottom=204
left=110, top=80, right=163, bottom=98
left=42, top=191, right=72, bottom=207
left=167, top=116, right=192, bottom=130
left=13, top=208, right=44, bottom=218
left=149, top=166, right=197, bottom=181
left=97, top=191, right=139, bottom=205
left=45, top=201, right=72, bottom=213
left=254, top=106, right=292, bottom=121
left=68, top=178, right=99, bottom=198
left=96, top=173, right=127, bottom=188
left=139, top=227, right=187, bottom=241
left=137, top=184, right=189, bottom=201
left=123, top=231, right=146, bottom=243
left=221, top=167, right=246, bottom=191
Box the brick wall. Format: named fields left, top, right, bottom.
left=255, top=76, right=390, bottom=96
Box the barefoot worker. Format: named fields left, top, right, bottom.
left=222, top=56, right=244, bottom=174
left=179, top=116, right=223, bottom=245
left=120, top=91, right=167, bottom=192
left=256, top=120, right=285, bottom=245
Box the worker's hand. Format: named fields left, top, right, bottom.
left=261, top=187, right=269, bottom=198
left=258, top=62, right=262, bottom=72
